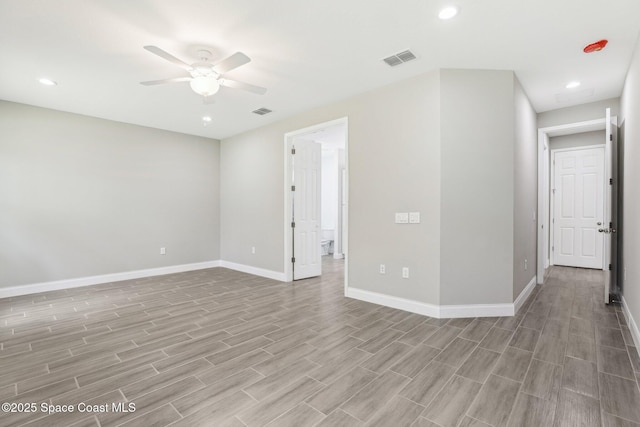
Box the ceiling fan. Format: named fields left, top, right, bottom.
left=140, top=46, right=267, bottom=101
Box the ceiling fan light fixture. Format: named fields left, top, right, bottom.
left=190, top=76, right=220, bottom=97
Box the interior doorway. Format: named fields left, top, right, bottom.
left=283, top=118, right=348, bottom=289
left=537, top=111, right=619, bottom=303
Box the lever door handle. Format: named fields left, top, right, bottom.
left=598, top=228, right=616, bottom=234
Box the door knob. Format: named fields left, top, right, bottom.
left=598, top=228, right=604, bottom=233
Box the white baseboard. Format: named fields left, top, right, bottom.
left=219, top=261, right=286, bottom=282
left=622, top=296, right=640, bottom=351
left=346, top=287, right=440, bottom=317
left=514, top=276, right=537, bottom=314
left=439, top=303, right=514, bottom=318
left=0, top=259, right=287, bottom=299
left=346, top=286, right=517, bottom=319
left=0, top=260, right=222, bottom=299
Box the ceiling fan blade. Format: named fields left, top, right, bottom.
left=143, top=46, right=192, bottom=71
left=213, top=52, right=251, bottom=74
left=220, top=79, right=267, bottom=95
left=140, top=77, right=192, bottom=86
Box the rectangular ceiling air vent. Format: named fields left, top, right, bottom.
left=383, top=50, right=417, bottom=67
left=383, top=55, right=403, bottom=67
left=252, top=108, right=273, bottom=115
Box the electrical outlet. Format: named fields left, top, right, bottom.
left=402, top=267, right=409, bottom=279
left=251, top=246, right=256, bottom=254
left=379, top=264, right=386, bottom=274
left=524, top=259, right=527, bottom=271
left=160, top=247, right=166, bottom=255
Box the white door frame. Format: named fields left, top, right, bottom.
left=283, top=117, right=349, bottom=293
left=549, top=145, right=605, bottom=268
left=537, top=118, right=606, bottom=283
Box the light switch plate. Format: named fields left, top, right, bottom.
left=395, top=212, right=409, bottom=224
left=409, top=212, right=420, bottom=224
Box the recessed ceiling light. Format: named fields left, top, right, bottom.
left=566, top=81, right=581, bottom=89
left=38, top=78, right=57, bottom=86
left=438, top=6, right=459, bottom=20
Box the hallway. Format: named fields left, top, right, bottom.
left=511, top=266, right=640, bottom=426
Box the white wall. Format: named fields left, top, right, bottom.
left=620, top=34, right=640, bottom=347
left=0, top=101, right=220, bottom=288
left=337, top=148, right=345, bottom=257
left=538, top=98, right=620, bottom=128
left=549, top=130, right=605, bottom=149
left=321, top=149, right=339, bottom=232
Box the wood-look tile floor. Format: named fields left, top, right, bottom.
left=1, top=259, right=640, bottom=427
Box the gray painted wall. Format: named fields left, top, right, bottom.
left=537, top=98, right=620, bottom=128
left=439, top=70, right=516, bottom=305
left=221, top=71, right=442, bottom=305
left=550, top=130, right=605, bottom=150
left=513, top=79, right=538, bottom=301
left=620, top=35, right=640, bottom=345
left=220, top=125, right=287, bottom=273
left=3, top=67, right=539, bottom=311
left=0, top=101, right=220, bottom=288
left=222, top=68, right=538, bottom=308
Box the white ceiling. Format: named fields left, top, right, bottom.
left=1, top=0, right=639, bottom=140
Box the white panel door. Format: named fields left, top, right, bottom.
left=293, top=140, right=321, bottom=280
left=553, top=147, right=604, bottom=269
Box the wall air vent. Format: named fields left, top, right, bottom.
left=252, top=107, right=273, bottom=115
left=383, top=50, right=417, bottom=67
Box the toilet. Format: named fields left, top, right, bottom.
left=321, top=229, right=334, bottom=256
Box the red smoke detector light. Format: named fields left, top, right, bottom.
left=583, top=39, right=608, bottom=53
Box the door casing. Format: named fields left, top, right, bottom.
left=537, top=118, right=608, bottom=283
left=283, top=117, right=349, bottom=293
